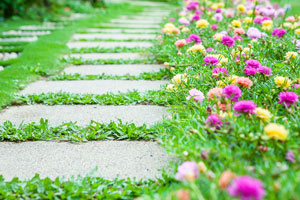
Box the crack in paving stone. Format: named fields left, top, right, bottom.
left=67, top=41, right=153, bottom=49
left=65, top=53, right=143, bottom=60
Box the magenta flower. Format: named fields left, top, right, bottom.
left=211, top=24, right=218, bottom=31
left=233, top=35, right=243, bottom=41
left=246, top=59, right=261, bottom=69
left=227, top=176, right=266, bottom=200
left=191, top=14, right=201, bottom=21
left=206, top=114, right=222, bottom=129
left=169, top=18, right=175, bottom=22
left=178, top=18, right=190, bottom=25
left=175, top=161, right=199, bottom=181
left=292, top=84, right=300, bottom=89
left=223, top=85, right=242, bottom=102
left=186, top=34, right=201, bottom=44
left=286, top=151, right=295, bottom=163
left=272, top=28, right=287, bottom=38
left=257, top=66, right=272, bottom=76
left=221, top=36, right=235, bottom=47
left=203, top=56, right=219, bottom=65
left=244, top=67, right=257, bottom=76
left=212, top=67, right=228, bottom=77
left=186, top=89, right=205, bottom=104
left=186, top=1, right=199, bottom=10
left=233, top=100, right=257, bottom=114
left=253, top=17, right=263, bottom=25
left=278, top=91, right=299, bottom=107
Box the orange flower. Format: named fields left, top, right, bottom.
left=237, top=77, right=253, bottom=88
left=219, top=170, right=236, bottom=189
left=176, top=189, right=190, bottom=200
left=207, top=87, right=223, bottom=100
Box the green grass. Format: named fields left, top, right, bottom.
left=272, top=0, right=300, bottom=15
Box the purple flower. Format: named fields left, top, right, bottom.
left=247, top=27, right=262, bottom=39
left=292, top=84, right=300, bottom=89
left=186, top=1, right=199, bottom=10
left=211, top=24, right=218, bottom=31
left=278, top=91, right=299, bottom=107
left=191, top=14, right=201, bottom=21
left=223, top=85, right=242, bottom=102
left=227, top=176, right=266, bottom=200
left=186, top=34, right=201, bottom=44
left=233, top=100, right=257, bottom=114
left=203, top=56, right=219, bottom=65
left=212, top=67, right=228, bottom=77
left=206, top=114, right=222, bottom=129
left=175, top=161, right=199, bottom=181
left=169, top=18, right=175, bottom=22
left=246, top=59, right=261, bottom=68
left=206, top=47, right=214, bottom=52
left=244, top=67, right=257, bottom=76
left=221, top=36, right=235, bottom=47
left=215, top=8, right=222, bottom=13
left=286, top=151, right=295, bottom=163
left=186, top=89, right=205, bottom=104
left=257, top=66, right=272, bottom=76
left=178, top=18, right=190, bottom=25
left=272, top=28, right=287, bottom=38
left=214, top=13, right=223, bottom=22
left=233, top=35, right=243, bottom=41
left=253, top=17, right=263, bottom=25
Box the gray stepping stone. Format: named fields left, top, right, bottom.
left=73, top=33, right=156, bottom=40
left=0, top=105, right=167, bottom=126
left=2, top=30, right=51, bottom=36
left=65, top=53, right=143, bottom=60
left=0, top=36, right=38, bottom=42
left=100, top=23, right=160, bottom=28
left=86, top=28, right=158, bottom=33
left=63, top=64, right=166, bottom=76
left=20, top=80, right=167, bottom=95
left=19, top=25, right=63, bottom=30
left=67, top=41, right=153, bottom=49
left=0, top=141, right=174, bottom=180
left=110, top=19, right=161, bottom=24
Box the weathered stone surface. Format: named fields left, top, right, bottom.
left=100, top=23, right=160, bottom=28
left=110, top=19, right=161, bottom=24
left=86, top=28, right=158, bottom=33
left=65, top=53, right=143, bottom=60
left=67, top=41, right=153, bottom=49
left=20, top=80, right=167, bottom=95
left=2, top=30, right=51, bottom=36
left=63, top=64, right=165, bottom=76
left=0, top=105, right=168, bottom=126
left=0, top=36, right=38, bottom=42
left=73, top=33, right=156, bottom=40
left=0, top=141, right=175, bottom=180
left=19, top=25, right=62, bottom=30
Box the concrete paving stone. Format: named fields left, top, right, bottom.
left=86, top=28, right=158, bottom=33
left=0, top=105, right=168, bottom=126
left=100, top=23, right=160, bottom=28
left=20, top=80, right=167, bottom=95
left=0, top=141, right=175, bottom=180
left=67, top=41, right=153, bottom=49
left=120, top=15, right=164, bottom=20
left=73, top=33, right=156, bottom=40
left=110, top=19, right=161, bottom=24
left=63, top=64, right=166, bottom=76
left=0, top=52, right=19, bottom=61
left=65, top=53, right=143, bottom=60
left=19, top=25, right=63, bottom=30
left=2, top=30, right=51, bottom=36
left=0, top=36, right=38, bottom=42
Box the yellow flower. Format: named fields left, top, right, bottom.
left=232, top=20, right=242, bottom=28
left=262, top=20, right=273, bottom=27
left=247, top=10, right=254, bottom=16
left=172, top=74, right=187, bottom=84
left=243, top=47, right=251, bottom=54
left=217, top=2, right=224, bottom=8
left=197, top=19, right=209, bottom=28
left=166, top=84, right=176, bottom=91
left=274, top=76, right=291, bottom=88
left=211, top=4, right=218, bottom=10
left=244, top=17, right=253, bottom=24
left=296, top=28, right=300, bottom=35
left=285, top=51, right=297, bottom=60
left=216, top=80, right=226, bottom=88
left=255, top=108, right=272, bottom=121
left=264, top=123, right=289, bottom=141
left=182, top=27, right=190, bottom=32
left=164, top=23, right=175, bottom=29
left=227, top=75, right=238, bottom=84
left=187, top=44, right=206, bottom=53
left=213, top=33, right=225, bottom=41
left=237, top=5, right=246, bottom=13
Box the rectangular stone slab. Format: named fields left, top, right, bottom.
left=110, top=19, right=161, bottom=24
left=86, top=28, right=158, bottom=33
left=0, top=37, right=38, bottom=42
left=100, top=23, right=160, bottom=28
left=0, top=105, right=168, bottom=126
left=67, top=41, right=153, bottom=49
left=72, top=33, right=156, bottom=40
left=0, top=141, right=174, bottom=180
left=65, top=53, right=143, bottom=60
left=20, top=80, right=167, bottom=95
left=19, top=25, right=63, bottom=30
left=63, top=64, right=166, bottom=76
left=2, top=30, right=51, bottom=36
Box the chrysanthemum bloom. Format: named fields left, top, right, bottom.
left=274, top=76, right=291, bottom=88
left=272, top=28, right=287, bottom=38
left=175, top=161, right=200, bottom=181
left=237, top=77, right=253, bottom=88
left=196, top=19, right=209, bottom=28
left=278, top=91, right=299, bottom=107
left=264, top=123, right=289, bottom=140
left=207, top=87, right=223, bottom=100
left=186, top=89, right=205, bottom=104
left=244, top=66, right=257, bottom=76
left=212, top=67, right=228, bottom=78
left=233, top=100, right=257, bottom=114
left=246, top=59, right=261, bottom=68
left=219, top=170, right=236, bottom=189
left=254, top=107, right=272, bottom=121
left=257, top=66, right=272, bottom=76
left=186, top=34, right=201, bottom=44
left=187, top=44, right=206, bottom=54
left=247, top=27, right=262, bottom=39
left=223, top=85, right=242, bottom=102
left=178, top=18, right=190, bottom=26
left=285, top=151, right=295, bottom=163
left=227, top=176, right=266, bottom=200
left=175, top=39, right=187, bottom=48
left=203, top=56, right=219, bottom=66
left=206, top=114, right=222, bottom=129
left=221, top=36, right=235, bottom=47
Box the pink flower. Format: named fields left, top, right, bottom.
left=175, top=161, right=199, bottom=181
left=233, top=100, right=257, bottom=114
left=186, top=34, right=201, bottom=44
left=272, top=28, right=287, bottom=38
left=246, top=59, right=261, bottom=68
left=278, top=91, right=299, bottom=107
left=175, top=39, right=187, bottom=48
left=244, top=67, right=257, bottom=76
left=186, top=89, right=205, bottom=104
left=169, top=18, right=175, bottom=22
left=203, top=56, right=219, bottom=65
left=234, top=28, right=245, bottom=35
left=212, top=67, right=228, bottom=78
left=233, top=35, right=243, bottom=41
left=237, top=77, right=253, bottom=88
left=178, top=18, right=190, bottom=25
left=214, top=13, right=223, bottom=22
left=227, top=176, right=266, bottom=200
left=286, top=151, right=295, bottom=163
left=247, top=27, right=262, bottom=39
left=221, top=36, right=235, bottom=47
left=223, top=85, right=242, bottom=102
left=207, top=87, right=223, bottom=100
left=206, top=114, right=222, bottom=129
left=211, top=24, right=218, bottom=31
left=186, top=1, right=199, bottom=10
left=257, top=66, right=272, bottom=76
left=191, top=14, right=201, bottom=21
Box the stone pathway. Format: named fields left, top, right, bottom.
left=0, top=2, right=173, bottom=181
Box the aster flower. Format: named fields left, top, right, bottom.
left=227, top=176, right=266, bottom=200
left=186, top=89, right=205, bottom=104
left=223, top=85, right=242, bottom=102
left=233, top=100, right=257, bottom=114
left=221, top=36, right=235, bottom=47
left=203, top=56, right=219, bottom=66
left=278, top=91, right=299, bottom=107
left=206, top=114, right=222, bottom=129
left=186, top=34, right=201, bottom=44
left=175, top=161, right=199, bottom=181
